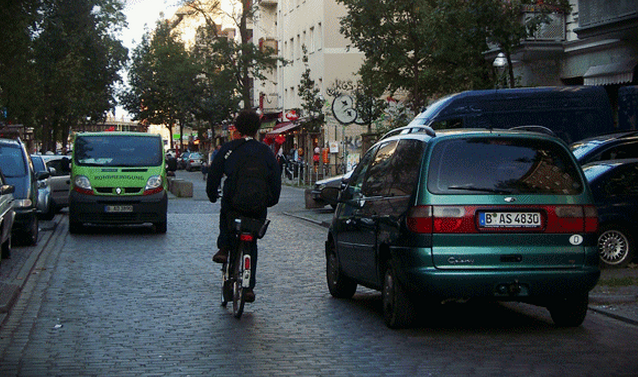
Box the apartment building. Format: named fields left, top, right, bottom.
left=254, top=0, right=365, bottom=173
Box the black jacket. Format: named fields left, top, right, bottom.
left=206, top=138, right=281, bottom=208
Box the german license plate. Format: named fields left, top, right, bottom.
left=105, top=205, right=133, bottom=213
left=479, top=212, right=541, bottom=228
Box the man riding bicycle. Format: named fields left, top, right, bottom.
left=206, top=109, right=281, bottom=302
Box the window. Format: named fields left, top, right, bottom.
left=428, top=137, right=583, bottom=195
left=362, top=140, right=398, bottom=197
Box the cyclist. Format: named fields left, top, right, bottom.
left=206, top=109, right=281, bottom=302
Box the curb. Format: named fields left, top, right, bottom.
left=0, top=217, right=61, bottom=326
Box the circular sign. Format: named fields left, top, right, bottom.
left=332, top=95, right=357, bottom=125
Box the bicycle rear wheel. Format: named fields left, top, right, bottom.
left=221, top=262, right=231, bottom=307
left=232, top=245, right=246, bottom=318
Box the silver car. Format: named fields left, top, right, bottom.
left=31, top=155, right=54, bottom=220
left=38, top=155, right=71, bottom=211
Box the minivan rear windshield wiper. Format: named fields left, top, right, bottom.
left=447, top=185, right=513, bottom=194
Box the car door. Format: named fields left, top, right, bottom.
left=334, top=146, right=376, bottom=280
left=45, top=156, right=71, bottom=208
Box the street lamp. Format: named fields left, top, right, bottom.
left=493, top=52, right=508, bottom=88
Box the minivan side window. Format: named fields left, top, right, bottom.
left=387, top=139, right=425, bottom=197
left=362, top=140, right=398, bottom=197
left=344, top=145, right=377, bottom=199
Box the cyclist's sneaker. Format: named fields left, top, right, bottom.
left=212, top=248, right=228, bottom=263
left=244, top=289, right=255, bottom=303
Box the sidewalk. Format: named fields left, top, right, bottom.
left=286, top=205, right=638, bottom=326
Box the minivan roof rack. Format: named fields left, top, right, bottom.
left=509, top=125, right=556, bottom=137
left=381, top=125, right=436, bottom=139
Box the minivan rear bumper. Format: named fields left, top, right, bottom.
left=398, top=255, right=600, bottom=301
left=69, top=190, right=167, bottom=225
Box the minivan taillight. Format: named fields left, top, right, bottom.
left=407, top=206, right=433, bottom=233
left=545, top=205, right=598, bottom=233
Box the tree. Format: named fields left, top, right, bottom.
left=182, top=0, right=280, bottom=110
left=31, top=0, right=128, bottom=151
left=121, top=20, right=199, bottom=150
left=297, top=45, right=324, bottom=134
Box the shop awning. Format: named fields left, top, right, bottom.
left=584, top=60, right=636, bottom=86
left=266, top=122, right=299, bottom=136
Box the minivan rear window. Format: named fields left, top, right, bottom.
left=428, top=137, right=583, bottom=195
left=74, top=135, right=162, bottom=167
left=0, top=144, right=27, bottom=177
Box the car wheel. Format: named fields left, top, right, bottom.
left=40, top=203, right=56, bottom=221
left=548, top=293, right=589, bottom=327
left=597, top=224, right=634, bottom=268
left=154, top=221, right=167, bottom=234
left=382, top=259, right=415, bottom=329
left=325, top=239, right=356, bottom=299
left=24, top=214, right=38, bottom=245
left=1, top=232, right=11, bottom=260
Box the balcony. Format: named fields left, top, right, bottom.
left=259, top=38, right=278, bottom=55
left=575, top=0, right=638, bottom=39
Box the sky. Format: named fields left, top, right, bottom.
left=114, top=0, right=179, bottom=120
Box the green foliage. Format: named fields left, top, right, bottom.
left=297, top=45, right=324, bottom=133
left=337, top=0, right=571, bottom=112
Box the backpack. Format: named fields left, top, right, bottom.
left=226, top=140, right=271, bottom=215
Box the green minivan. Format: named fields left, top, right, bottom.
left=323, top=126, right=600, bottom=328
left=69, top=132, right=168, bottom=233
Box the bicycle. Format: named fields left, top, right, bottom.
left=221, top=215, right=270, bottom=318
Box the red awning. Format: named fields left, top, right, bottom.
left=266, top=122, right=299, bottom=136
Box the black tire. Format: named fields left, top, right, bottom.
left=1, top=232, right=11, bottom=260
left=382, top=259, right=415, bottom=329
left=548, top=293, right=589, bottom=327
left=24, top=214, right=38, bottom=246
left=326, top=239, right=356, bottom=298
left=68, top=218, right=84, bottom=234
left=232, top=244, right=246, bottom=318
left=221, top=262, right=231, bottom=307
left=597, top=224, right=634, bottom=268
left=154, top=221, right=167, bottom=234
left=39, top=202, right=55, bottom=221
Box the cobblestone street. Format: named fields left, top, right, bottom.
left=1, top=171, right=637, bottom=376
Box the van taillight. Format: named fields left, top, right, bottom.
left=406, top=206, right=433, bottom=233
left=548, top=205, right=598, bottom=233
left=407, top=206, right=475, bottom=234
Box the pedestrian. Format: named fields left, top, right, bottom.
left=206, top=109, right=281, bottom=302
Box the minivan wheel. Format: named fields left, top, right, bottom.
left=548, top=293, right=589, bottom=327
left=382, top=260, right=415, bottom=329
left=24, top=215, right=38, bottom=245
left=326, top=240, right=356, bottom=299
left=598, top=225, right=634, bottom=268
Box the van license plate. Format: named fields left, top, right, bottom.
left=105, top=205, right=133, bottom=213
left=479, top=212, right=541, bottom=228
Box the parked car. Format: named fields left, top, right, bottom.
left=39, top=154, right=71, bottom=211
left=30, top=155, right=54, bottom=220
left=0, top=138, right=46, bottom=245
left=311, top=170, right=353, bottom=208
left=185, top=152, right=203, bottom=171
left=321, top=126, right=600, bottom=328
left=0, top=168, right=15, bottom=262
left=177, top=152, right=191, bottom=170
left=569, top=131, right=638, bottom=165
left=582, top=158, right=638, bottom=268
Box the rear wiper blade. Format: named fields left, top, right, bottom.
left=447, top=185, right=513, bottom=194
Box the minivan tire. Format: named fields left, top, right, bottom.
left=548, top=293, right=589, bottom=327
left=382, top=259, right=415, bottom=329
left=326, top=239, right=357, bottom=299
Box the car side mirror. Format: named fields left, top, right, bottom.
left=35, top=171, right=50, bottom=180
left=1, top=184, right=14, bottom=195
left=320, top=186, right=341, bottom=207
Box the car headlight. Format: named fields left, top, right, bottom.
left=74, top=175, right=92, bottom=191
left=145, top=175, right=162, bottom=191
left=13, top=199, right=33, bottom=209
